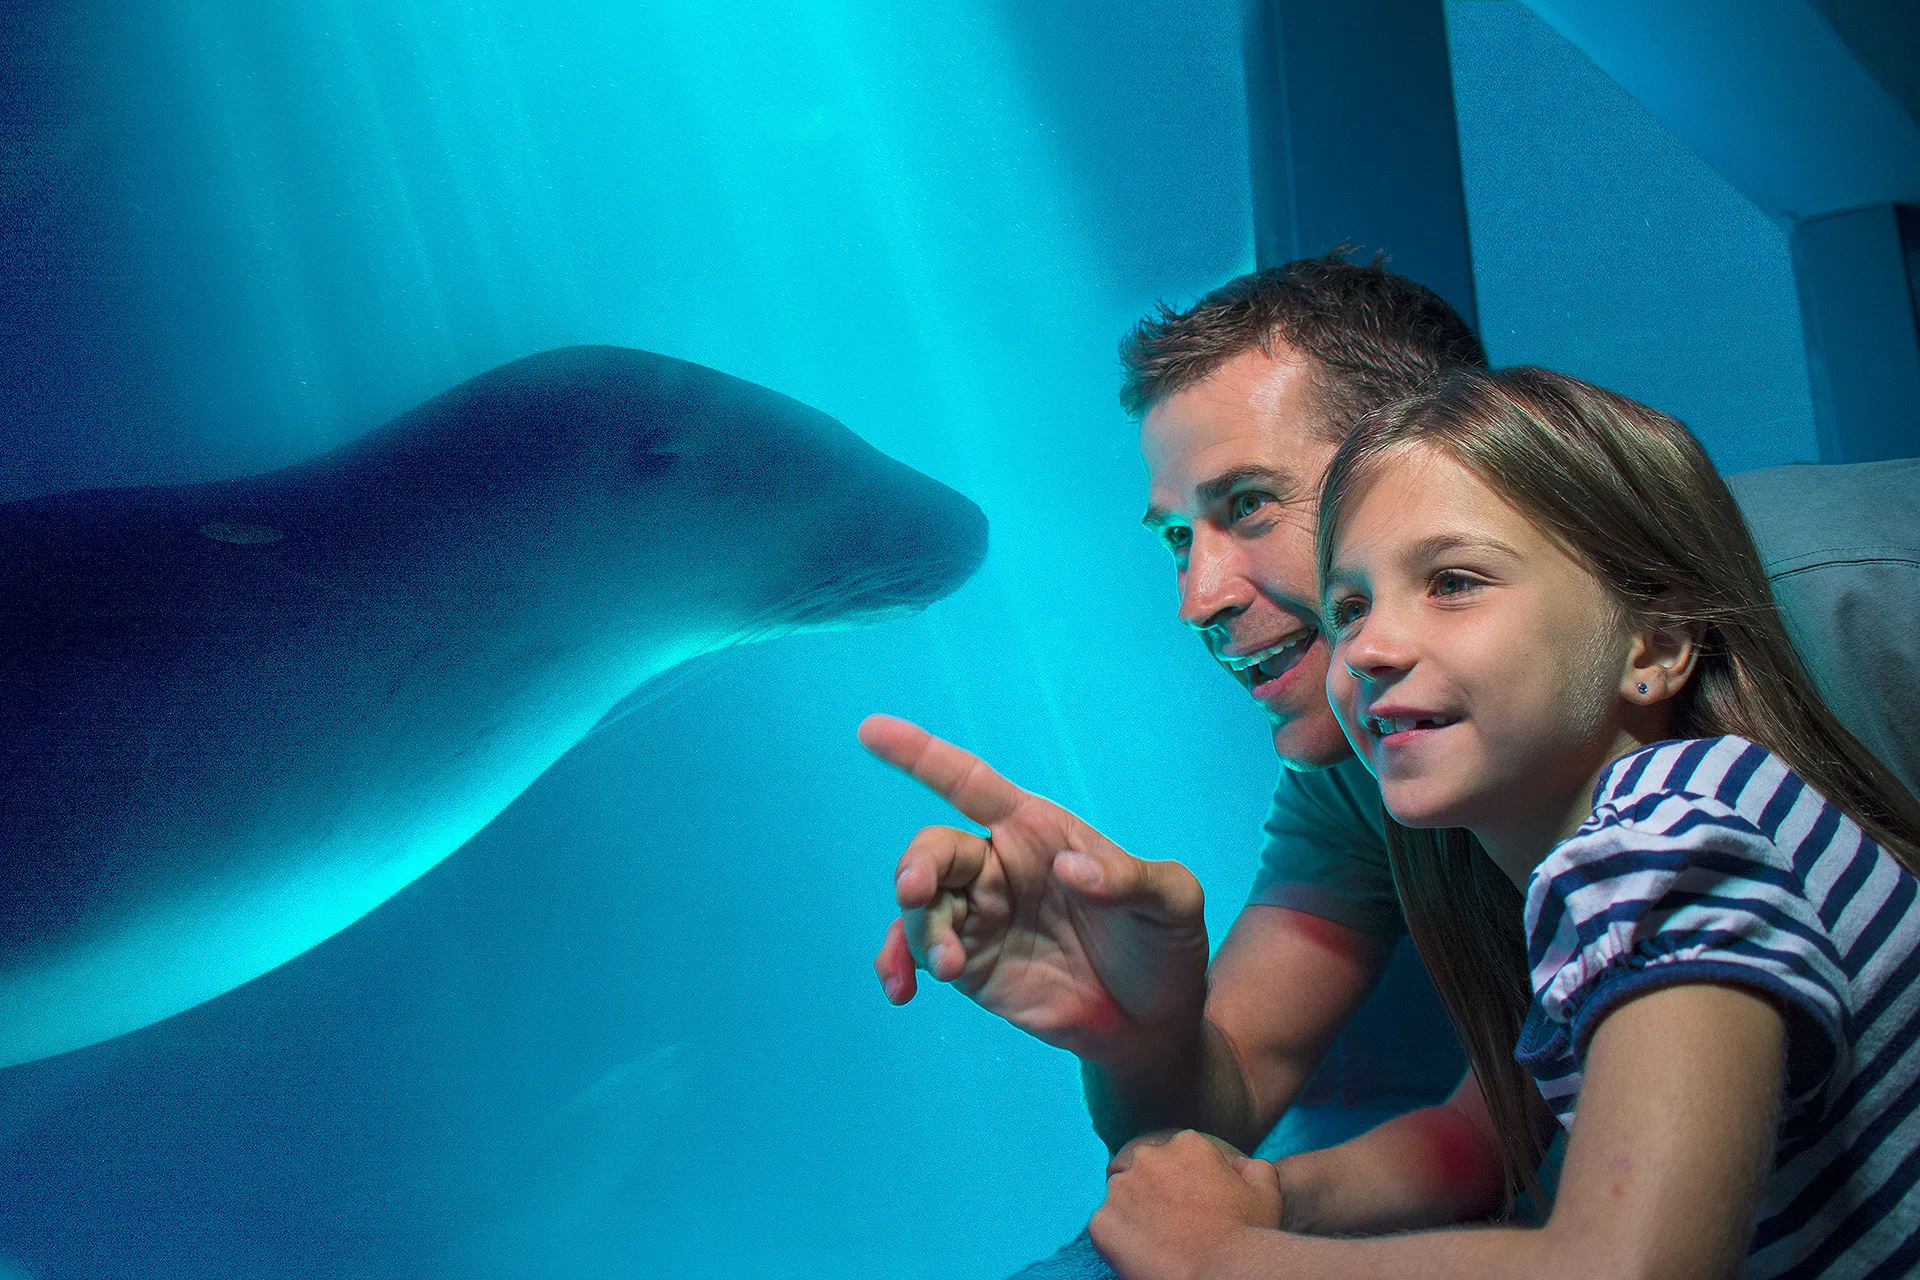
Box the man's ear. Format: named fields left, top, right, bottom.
left=1623, top=619, right=1706, bottom=705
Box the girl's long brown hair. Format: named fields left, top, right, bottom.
left=1315, top=367, right=1920, bottom=1214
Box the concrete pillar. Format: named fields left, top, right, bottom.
left=1519, top=0, right=1920, bottom=460
left=1791, top=203, right=1920, bottom=462
left=1241, top=0, right=1478, bottom=329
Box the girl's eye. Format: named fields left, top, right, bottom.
left=1328, top=596, right=1368, bottom=629
left=1229, top=492, right=1271, bottom=523
left=1431, top=570, right=1479, bottom=598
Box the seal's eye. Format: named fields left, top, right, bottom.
left=200, top=522, right=284, bottom=545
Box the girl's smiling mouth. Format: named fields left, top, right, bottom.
left=1363, top=711, right=1462, bottom=743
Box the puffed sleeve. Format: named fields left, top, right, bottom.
left=1521, top=791, right=1851, bottom=1118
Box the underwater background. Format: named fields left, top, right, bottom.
left=0, top=1, right=1821, bottom=1277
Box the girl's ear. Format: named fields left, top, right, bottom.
left=1623, top=619, right=1706, bottom=704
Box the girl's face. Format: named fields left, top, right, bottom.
left=1322, top=445, right=1649, bottom=879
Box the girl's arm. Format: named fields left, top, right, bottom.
left=1090, top=981, right=1786, bottom=1280
left=1266, top=1067, right=1510, bottom=1233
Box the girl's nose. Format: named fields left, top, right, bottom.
left=1341, top=607, right=1416, bottom=681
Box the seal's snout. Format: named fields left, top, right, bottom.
left=887, top=472, right=989, bottom=605
left=786, top=465, right=987, bottom=633
left=501, top=344, right=992, bottom=631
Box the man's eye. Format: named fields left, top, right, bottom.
left=1164, top=527, right=1192, bottom=554
left=1229, top=492, right=1271, bottom=523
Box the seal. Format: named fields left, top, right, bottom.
left=0, top=345, right=988, bottom=1067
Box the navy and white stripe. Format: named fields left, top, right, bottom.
left=1515, top=736, right=1920, bottom=1279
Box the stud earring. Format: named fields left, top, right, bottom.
left=1637, top=682, right=1649, bottom=695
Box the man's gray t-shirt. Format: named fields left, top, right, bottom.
left=1249, top=459, right=1920, bottom=939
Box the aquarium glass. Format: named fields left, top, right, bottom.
left=0, top=2, right=1821, bottom=1278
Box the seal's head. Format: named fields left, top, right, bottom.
left=304, top=345, right=989, bottom=643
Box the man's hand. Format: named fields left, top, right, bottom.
left=860, top=714, right=1211, bottom=1063
left=1090, top=1130, right=1283, bottom=1280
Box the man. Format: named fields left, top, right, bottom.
left=861, top=253, right=1920, bottom=1242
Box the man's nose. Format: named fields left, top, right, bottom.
left=1178, top=525, right=1252, bottom=630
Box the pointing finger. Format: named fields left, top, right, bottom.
left=859, top=715, right=1024, bottom=828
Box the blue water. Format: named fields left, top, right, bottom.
left=0, top=3, right=1820, bottom=1277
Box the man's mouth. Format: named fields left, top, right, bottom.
left=1220, top=629, right=1316, bottom=691
left=1362, top=713, right=1461, bottom=738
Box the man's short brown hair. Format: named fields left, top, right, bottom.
left=1117, top=250, right=1488, bottom=440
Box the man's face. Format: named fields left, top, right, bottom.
left=1140, top=346, right=1351, bottom=769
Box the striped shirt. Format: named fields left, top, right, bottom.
left=1516, top=736, right=1920, bottom=1279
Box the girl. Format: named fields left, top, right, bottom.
left=1091, top=368, right=1920, bottom=1280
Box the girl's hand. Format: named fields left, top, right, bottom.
left=1090, top=1130, right=1284, bottom=1280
